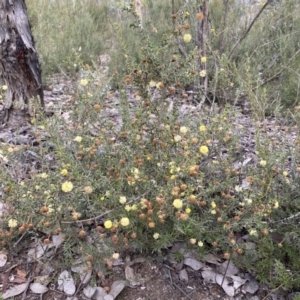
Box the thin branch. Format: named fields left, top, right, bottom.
left=228, top=0, right=272, bottom=59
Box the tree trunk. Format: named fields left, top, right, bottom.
left=0, top=0, right=44, bottom=129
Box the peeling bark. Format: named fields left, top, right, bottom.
left=0, top=0, right=44, bottom=129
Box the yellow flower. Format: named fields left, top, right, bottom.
left=211, top=201, right=216, bottom=208
left=61, top=181, right=73, bottom=193
left=120, top=217, right=130, bottom=227
left=100, top=196, right=105, bottom=201
left=198, top=241, right=204, bottom=247
left=249, top=229, right=257, bottom=236
left=80, top=79, right=88, bottom=86
left=211, top=209, right=216, bottom=214
left=8, top=219, right=18, bottom=228
left=174, top=135, right=182, bottom=143
left=180, top=126, right=188, bottom=134
left=153, top=233, right=160, bottom=239
left=131, top=168, right=139, bottom=175
left=185, top=207, right=191, bottom=214
left=200, top=70, right=206, bottom=77
left=131, top=204, right=138, bottom=211
left=119, top=196, right=127, bottom=204
left=201, top=57, right=207, bottom=63
left=273, top=201, right=279, bottom=209
left=245, top=198, right=252, bottom=205
left=105, top=191, right=111, bottom=197
left=199, top=125, right=206, bottom=132
left=283, top=171, right=288, bottom=176
left=104, top=220, right=113, bottom=229
left=112, top=253, right=120, bottom=259
left=190, top=238, right=197, bottom=244
left=183, top=34, right=192, bottom=43
left=199, top=145, right=209, bottom=155
left=41, top=173, right=48, bottom=179
left=61, top=169, right=68, bottom=176
left=149, top=80, right=157, bottom=87
left=74, top=136, right=82, bottom=143
left=173, top=199, right=183, bottom=209
left=259, top=160, right=267, bottom=167
left=48, top=204, right=55, bottom=214
left=2, top=85, right=8, bottom=90
left=125, top=205, right=131, bottom=211
left=169, top=161, right=175, bottom=167
left=210, top=28, right=215, bottom=33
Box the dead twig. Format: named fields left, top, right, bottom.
left=221, top=259, right=230, bottom=287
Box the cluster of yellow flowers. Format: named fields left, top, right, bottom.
left=104, top=217, right=130, bottom=229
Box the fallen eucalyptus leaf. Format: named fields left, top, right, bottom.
left=58, top=270, right=76, bottom=295
left=0, top=253, right=7, bottom=267
left=215, top=273, right=235, bottom=297
left=71, top=257, right=87, bottom=273
left=52, top=233, right=65, bottom=249
left=216, top=260, right=239, bottom=276
left=27, top=242, right=53, bottom=262
left=83, top=285, right=97, bottom=299
left=92, top=287, right=108, bottom=300
left=80, top=270, right=92, bottom=285
left=30, top=282, right=49, bottom=294
left=201, top=269, right=217, bottom=283
left=179, top=269, right=189, bottom=282
left=183, top=257, right=204, bottom=270
left=203, top=254, right=221, bottom=265
left=125, top=266, right=140, bottom=287
left=108, top=280, right=126, bottom=299
left=3, top=283, right=28, bottom=299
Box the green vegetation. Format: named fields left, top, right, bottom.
left=1, top=0, right=300, bottom=294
